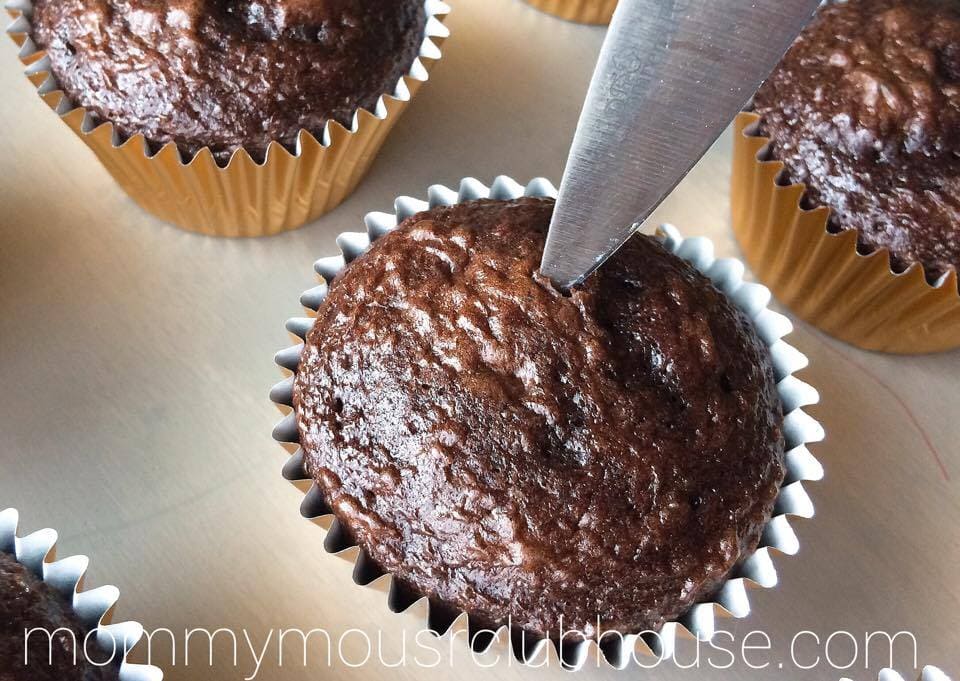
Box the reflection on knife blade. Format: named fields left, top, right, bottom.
left=540, top=0, right=821, bottom=290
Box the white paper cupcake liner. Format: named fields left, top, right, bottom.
left=270, top=175, right=826, bottom=669
left=0, top=507, right=162, bottom=680
left=843, top=667, right=953, bottom=681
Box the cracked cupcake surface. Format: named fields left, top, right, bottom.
left=293, top=198, right=785, bottom=638
left=30, top=0, right=427, bottom=161
left=753, top=0, right=960, bottom=280
left=0, top=551, right=117, bottom=680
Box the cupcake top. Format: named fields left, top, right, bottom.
left=30, top=0, right=427, bottom=161
left=753, top=0, right=960, bottom=281
left=293, top=197, right=785, bottom=638
left=0, top=551, right=117, bottom=680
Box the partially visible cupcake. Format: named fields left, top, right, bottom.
left=732, top=0, right=960, bottom=353
left=522, top=0, right=617, bottom=25
left=0, top=508, right=161, bottom=681
left=8, top=0, right=449, bottom=236
left=293, top=197, right=785, bottom=639
left=1, top=551, right=118, bottom=680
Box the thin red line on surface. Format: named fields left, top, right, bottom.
left=817, top=338, right=950, bottom=482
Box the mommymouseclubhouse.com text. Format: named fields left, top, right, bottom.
left=21, top=621, right=920, bottom=679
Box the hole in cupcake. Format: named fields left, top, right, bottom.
left=543, top=271, right=575, bottom=298
left=333, top=397, right=344, bottom=414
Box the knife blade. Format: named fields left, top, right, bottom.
left=540, top=0, right=821, bottom=289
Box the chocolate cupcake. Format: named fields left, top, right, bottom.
left=273, top=177, right=825, bottom=666
left=1, top=551, right=117, bottom=680
left=522, top=0, right=617, bottom=25
left=30, top=0, right=427, bottom=163
left=0, top=508, right=161, bottom=681
left=7, top=1, right=450, bottom=235
left=755, top=0, right=960, bottom=280
left=732, top=0, right=960, bottom=353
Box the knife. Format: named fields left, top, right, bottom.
left=540, top=0, right=821, bottom=289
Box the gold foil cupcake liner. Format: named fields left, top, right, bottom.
left=522, top=0, right=617, bottom=24
left=4, top=0, right=450, bottom=237
left=270, top=175, right=825, bottom=669
left=0, top=507, right=163, bottom=680
left=732, top=112, right=960, bottom=354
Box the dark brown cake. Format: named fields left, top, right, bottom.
left=0, top=551, right=117, bottom=681
left=753, top=0, right=960, bottom=281
left=30, top=0, right=427, bottom=161
left=293, top=197, right=785, bottom=638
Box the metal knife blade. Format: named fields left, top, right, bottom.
left=540, top=0, right=821, bottom=289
